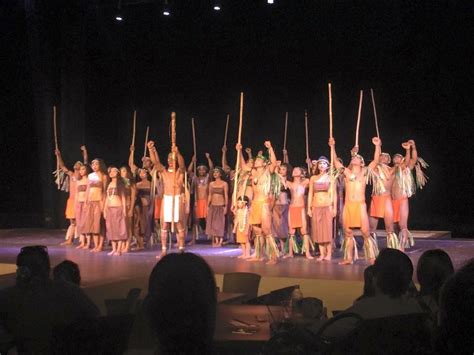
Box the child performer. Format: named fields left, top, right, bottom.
left=234, top=196, right=251, bottom=259
left=104, top=167, right=128, bottom=256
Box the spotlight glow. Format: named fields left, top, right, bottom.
left=213, top=5, right=221, bottom=11
left=163, top=10, right=170, bottom=16
left=115, top=15, right=123, bottom=21
left=268, top=0, right=274, bottom=4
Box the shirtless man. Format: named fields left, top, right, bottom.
left=330, top=137, right=381, bottom=265
left=286, top=167, right=312, bottom=259
left=392, top=140, right=418, bottom=251
left=187, top=153, right=214, bottom=244
left=368, top=152, right=400, bottom=249
left=148, top=141, right=186, bottom=257
left=238, top=141, right=279, bottom=264
left=54, top=146, right=88, bottom=245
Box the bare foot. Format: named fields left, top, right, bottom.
left=107, top=250, right=115, bottom=256
left=338, top=259, right=353, bottom=265
left=316, top=256, right=325, bottom=262
left=283, top=254, right=294, bottom=259
left=60, top=241, right=73, bottom=246
left=323, top=256, right=332, bottom=261
left=247, top=257, right=264, bottom=262
left=76, top=244, right=85, bottom=249
left=305, top=254, right=314, bottom=260
left=237, top=255, right=246, bottom=259
left=266, top=259, right=278, bottom=265
left=114, top=251, right=122, bottom=256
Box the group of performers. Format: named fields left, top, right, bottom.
left=54, top=130, right=427, bottom=265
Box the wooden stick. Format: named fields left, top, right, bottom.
left=53, top=106, right=60, bottom=189
left=328, top=84, right=333, bottom=139
left=305, top=110, right=310, bottom=171
left=170, top=112, right=177, bottom=233
left=233, top=92, right=244, bottom=206
left=355, top=90, right=363, bottom=147
left=192, top=117, right=197, bottom=174
left=283, top=111, right=288, bottom=151
left=328, top=83, right=335, bottom=201
left=143, top=126, right=149, bottom=159
left=370, top=88, right=380, bottom=138
left=223, top=114, right=230, bottom=147
left=132, top=110, right=137, bottom=147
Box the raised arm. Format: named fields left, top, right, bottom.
left=282, top=149, right=289, bottom=164
left=148, top=141, right=164, bottom=172
left=407, top=140, right=418, bottom=170
left=265, top=141, right=277, bottom=173
left=205, top=153, right=214, bottom=170
left=54, top=149, right=70, bottom=174
left=235, top=143, right=249, bottom=170
left=129, top=145, right=139, bottom=175
left=328, top=138, right=344, bottom=171
left=221, top=145, right=230, bottom=171
left=368, top=137, right=382, bottom=170
left=187, top=155, right=196, bottom=175
left=245, top=148, right=253, bottom=162
left=81, top=145, right=88, bottom=165
left=176, top=147, right=185, bottom=172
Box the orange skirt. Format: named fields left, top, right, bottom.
left=343, top=201, right=365, bottom=228
left=289, top=206, right=304, bottom=229
left=154, top=197, right=162, bottom=220
left=249, top=200, right=266, bottom=225
left=195, top=199, right=208, bottom=219
left=369, top=195, right=390, bottom=219
left=392, top=197, right=408, bottom=223
left=65, top=197, right=75, bottom=219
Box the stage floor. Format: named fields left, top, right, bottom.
left=0, top=228, right=471, bottom=285
left=0, top=228, right=472, bottom=314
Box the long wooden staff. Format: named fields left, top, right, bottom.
left=232, top=93, right=244, bottom=206
left=171, top=112, right=177, bottom=233
left=192, top=117, right=197, bottom=174
left=223, top=114, right=230, bottom=147
left=53, top=106, right=60, bottom=189
left=143, top=125, right=149, bottom=159
left=305, top=110, right=310, bottom=171
left=370, top=88, right=380, bottom=138
left=328, top=83, right=335, bottom=199
left=355, top=90, right=363, bottom=147
left=283, top=111, right=288, bottom=151
left=131, top=110, right=137, bottom=146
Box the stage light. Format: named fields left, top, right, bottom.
left=115, top=0, right=123, bottom=21
left=213, top=0, right=221, bottom=11
left=267, top=0, right=274, bottom=4
left=163, top=0, right=171, bottom=16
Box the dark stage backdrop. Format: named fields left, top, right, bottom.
left=1, top=0, right=473, bottom=236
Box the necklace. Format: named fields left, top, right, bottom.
left=107, top=187, right=117, bottom=200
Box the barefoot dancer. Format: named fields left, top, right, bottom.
left=234, top=196, right=251, bottom=259
left=104, top=167, right=128, bottom=256
left=286, top=167, right=312, bottom=259
left=330, top=137, right=381, bottom=265
left=368, top=151, right=400, bottom=249
left=54, top=146, right=88, bottom=245
left=75, top=162, right=89, bottom=249
left=188, top=153, right=214, bottom=244
left=149, top=141, right=186, bottom=257
left=272, top=159, right=291, bottom=254
left=308, top=156, right=337, bottom=261
left=206, top=168, right=228, bottom=247
left=392, top=139, right=427, bottom=251
left=239, top=141, right=279, bottom=264
left=84, top=159, right=108, bottom=252
left=133, top=168, right=151, bottom=250
left=120, top=166, right=136, bottom=252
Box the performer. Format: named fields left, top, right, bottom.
left=335, top=157, right=345, bottom=248
left=75, top=161, right=89, bottom=249
left=148, top=141, right=186, bottom=257
left=104, top=167, right=128, bottom=256
left=206, top=167, right=228, bottom=247
left=308, top=156, right=337, bottom=261
left=133, top=168, right=151, bottom=250
left=233, top=196, right=251, bottom=259
left=129, top=145, right=154, bottom=175
left=272, top=160, right=291, bottom=253
left=392, top=139, right=426, bottom=251
left=84, top=158, right=108, bottom=252
left=238, top=141, right=280, bottom=264
left=188, top=153, right=214, bottom=244
left=120, top=166, right=136, bottom=253
left=286, top=167, right=312, bottom=259
left=330, top=137, right=381, bottom=265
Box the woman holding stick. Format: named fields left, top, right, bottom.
left=84, top=158, right=108, bottom=252
left=308, top=157, right=337, bottom=261
left=104, top=167, right=128, bottom=256
left=206, top=167, right=228, bottom=247
left=75, top=158, right=90, bottom=249
left=120, top=166, right=136, bottom=253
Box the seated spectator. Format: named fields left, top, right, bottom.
left=435, top=258, right=474, bottom=354
left=0, top=246, right=99, bottom=353
left=354, top=265, right=375, bottom=302
left=53, top=260, right=81, bottom=286
left=144, top=252, right=217, bottom=355
left=321, top=248, right=423, bottom=338
left=416, top=249, right=454, bottom=317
